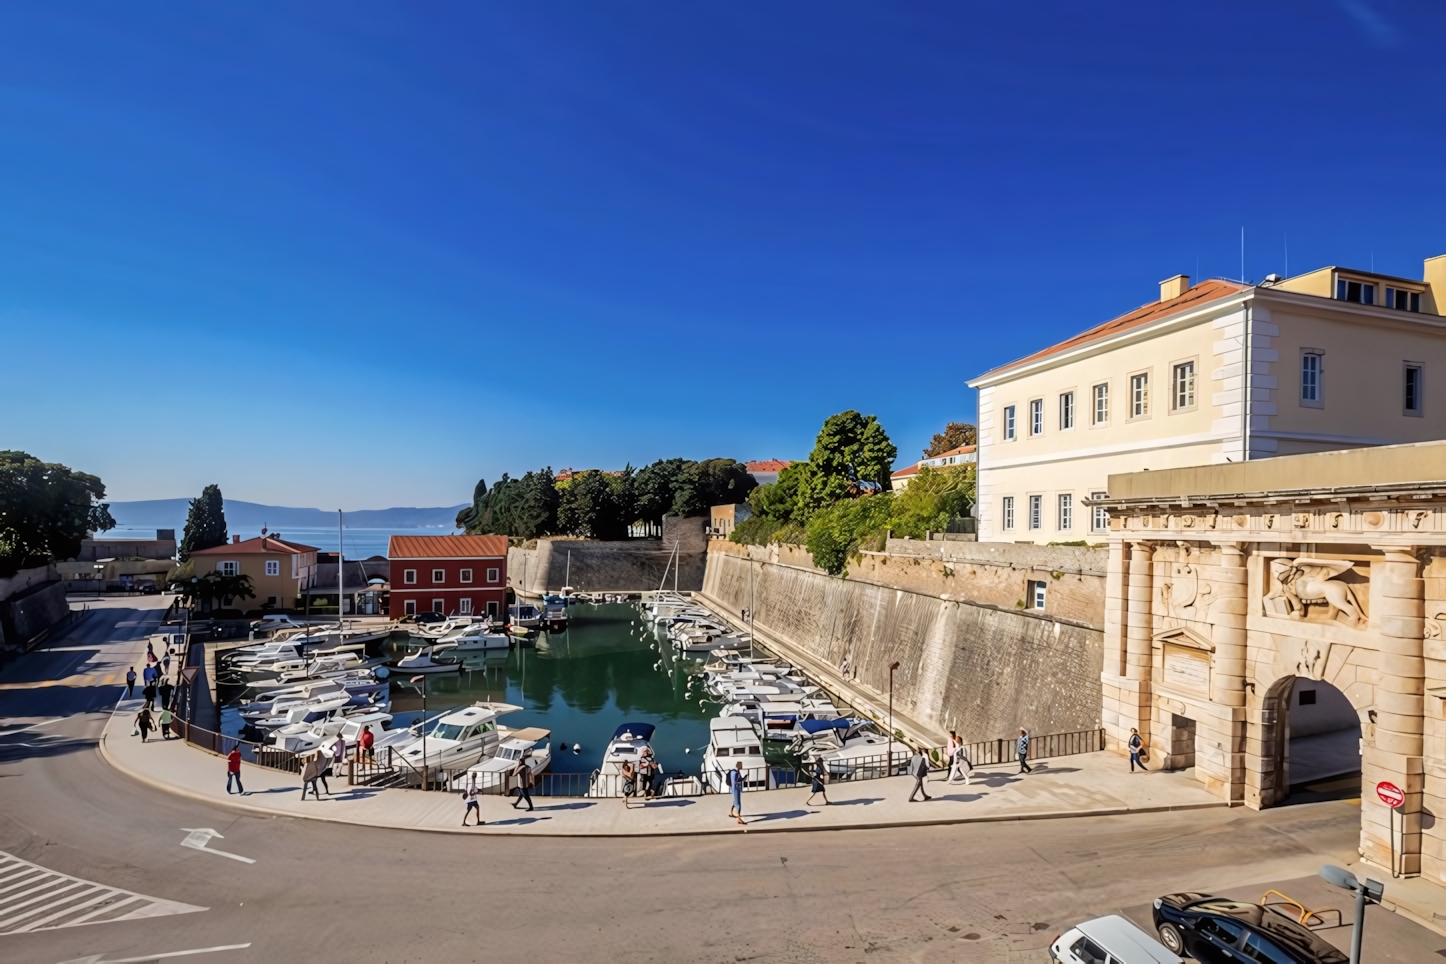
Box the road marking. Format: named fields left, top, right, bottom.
left=0, top=718, right=63, bottom=735
left=179, top=829, right=255, bottom=864
left=0, top=851, right=205, bottom=935
left=58, top=943, right=252, bottom=963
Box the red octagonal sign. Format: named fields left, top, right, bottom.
left=1377, top=781, right=1405, bottom=809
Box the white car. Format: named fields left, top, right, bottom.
left=1050, top=916, right=1181, bottom=964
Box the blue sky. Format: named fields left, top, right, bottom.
left=2, top=3, right=1444, bottom=508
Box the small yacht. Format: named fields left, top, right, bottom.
left=243, top=694, right=354, bottom=732
left=701, top=717, right=774, bottom=792
left=458, top=727, right=552, bottom=790
left=433, top=622, right=511, bottom=652
left=543, top=601, right=568, bottom=631
left=390, top=701, right=522, bottom=778
left=392, top=646, right=459, bottom=674
left=790, top=720, right=910, bottom=778
left=587, top=722, right=655, bottom=797
left=723, top=697, right=843, bottom=740
left=271, top=709, right=394, bottom=754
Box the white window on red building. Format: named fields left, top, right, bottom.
left=459, top=599, right=472, bottom=615
left=432, top=569, right=445, bottom=583
left=404, top=599, right=417, bottom=615
left=460, top=569, right=473, bottom=584
left=431, top=598, right=445, bottom=613
left=404, top=569, right=416, bottom=585
left=487, top=568, right=499, bottom=583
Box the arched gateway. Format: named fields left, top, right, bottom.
left=1089, top=442, right=1446, bottom=882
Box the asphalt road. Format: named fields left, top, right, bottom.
left=1, top=599, right=1441, bottom=964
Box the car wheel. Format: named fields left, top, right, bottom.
left=1157, top=922, right=1184, bottom=955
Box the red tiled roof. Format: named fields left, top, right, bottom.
left=891, top=464, right=920, bottom=479
left=388, top=534, right=509, bottom=559
left=930, top=444, right=975, bottom=459
left=191, top=536, right=318, bottom=555
left=746, top=459, right=793, bottom=473
left=976, top=279, right=1251, bottom=381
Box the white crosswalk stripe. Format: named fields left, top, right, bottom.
left=0, top=852, right=205, bottom=935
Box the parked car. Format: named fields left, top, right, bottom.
left=1050, top=915, right=1181, bottom=964
left=1152, top=895, right=1348, bottom=964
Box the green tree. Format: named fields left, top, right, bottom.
left=634, top=458, right=690, bottom=526
left=747, top=461, right=811, bottom=524
left=176, top=571, right=255, bottom=612
left=557, top=469, right=629, bottom=540
left=512, top=469, right=560, bottom=538
left=670, top=458, right=757, bottom=517
left=804, top=493, right=895, bottom=576
left=889, top=465, right=975, bottom=538
left=924, top=422, right=977, bottom=458
left=0, top=451, right=115, bottom=578
left=454, top=477, right=491, bottom=531
left=799, top=410, right=897, bottom=513
left=178, top=484, right=228, bottom=562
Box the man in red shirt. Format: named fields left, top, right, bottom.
left=226, top=746, right=244, bottom=795
left=359, top=725, right=375, bottom=763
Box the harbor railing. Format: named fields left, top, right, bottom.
left=173, top=719, right=303, bottom=774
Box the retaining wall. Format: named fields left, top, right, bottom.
left=702, top=541, right=1104, bottom=743
left=0, top=564, right=68, bottom=653
left=509, top=540, right=705, bottom=596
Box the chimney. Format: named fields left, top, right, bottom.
left=1159, top=274, right=1190, bottom=302
left=233, top=535, right=241, bottom=544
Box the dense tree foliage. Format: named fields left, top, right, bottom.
left=178, top=484, right=228, bottom=562
left=797, top=410, right=897, bottom=514
left=557, top=468, right=634, bottom=540
left=669, top=458, right=756, bottom=518
left=0, top=451, right=115, bottom=578
left=174, top=571, right=255, bottom=612
left=924, top=422, right=977, bottom=457
left=457, top=470, right=560, bottom=539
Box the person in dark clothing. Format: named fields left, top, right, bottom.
left=125, top=668, right=136, bottom=698
left=511, top=755, right=536, bottom=811
left=807, top=757, right=829, bottom=806
left=142, top=683, right=157, bottom=711
left=907, top=749, right=932, bottom=802
left=135, top=708, right=154, bottom=743
left=1017, top=728, right=1032, bottom=773
left=1129, top=728, right=1148, bottom=772
left=158, top=679, right=174, bottom=710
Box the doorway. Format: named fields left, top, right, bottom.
left=1266, top=676, right=1362, bottom=804
left=1167, top=714, right=1197, bottom=770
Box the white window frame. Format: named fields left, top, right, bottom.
left=220, top=561, right=239, bottom=577
left=431, top=598, right=445, bottom=614
left=487, top=567, right=500, bottom=583
left=1170, top=359, right=1196, bottom=412
left=1029, top=398, right=1044, bottom=437
left=432, top=568, right=445, bottom=584
left=1091, top=382, right=1109, bottom=427
left=1002, top=496, right=1015, bottom=531
left=403, top=599, right=417, bottom=615
left=1405, top=362, right=1424, bottom=417
left=1300, top=350, right=1323, bottom=408
left=459, top=599, right=473, bottom=615
left=1129, top=370, right=1150, bottom=419
left=1027, top=579, right=1046, bottom=610
left=1002, top=405, right=1017, bottom=441
left=460, top=568, right=473, bottom=584
left=1059, top=391, right=1075, bottom=431
left=1057, top=493, right=1072, bottom=531
left=1028, top=495, right=1042, bottom=531
left=264, top=560, right=280, bottom=576
left=1091, top=492, right=1109, bottom=533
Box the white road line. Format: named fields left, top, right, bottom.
left=0, top=851, right=205, bottom=935
left=0, top=718, right=63, bottom=735
left=58, top=943, right=252, bottom=964
left=179, top=829, right=255, bottom=864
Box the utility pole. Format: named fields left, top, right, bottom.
left=888, top=660, right=900, bottom=774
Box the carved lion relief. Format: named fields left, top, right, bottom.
left=1263, top=558, right=1367, bottom=627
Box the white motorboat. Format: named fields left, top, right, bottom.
left=244, top=694, right=353, bottom=731
left=508, top=604, right=543, bottom=630
left=587, top=722, right=655, bottom=797
left=390, top=701, right=523, bottom=778
left=701, top=716, right=775, bottom=792
left=413, top=615, right=484, bottom=639
left=457, top=727, right=552, bottom=790
left=433, top=623, right=511, bottom=652
left=272, top=710, right=394, bottom=754
left=790, top=720, right=910, bottom=778
left=723, top=697, right=843, bottom=740
left=392, top=646, right=459, bottom=674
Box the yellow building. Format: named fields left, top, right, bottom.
left=967, top=255, right=1446, bottom=544
left=189, top=535, right=319, bottom=611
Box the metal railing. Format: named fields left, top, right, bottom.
left=174, top=719, right=303, bottom=773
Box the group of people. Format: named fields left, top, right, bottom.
left=458, top=752, right=540, bottom=826
left=130, top=641, right=178, bottom=743
left=618, top=746, right=664, bottom=805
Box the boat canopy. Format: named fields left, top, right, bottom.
left=799, top=718, right=852, bottom=734
left=611, top=723, right=656, bottom=741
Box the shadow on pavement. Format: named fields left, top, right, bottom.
left=750, top=810, right=813, bottom=823
left=832, top=797, right=884, bottom=806
left=536, top=801, right=596, bottom=811
left=490, top=815, right=553, bottom=826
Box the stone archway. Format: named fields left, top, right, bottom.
left=1260, top=674, right=1364, bottom=807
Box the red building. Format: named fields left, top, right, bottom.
left=387, top=535, right=509, bottom=619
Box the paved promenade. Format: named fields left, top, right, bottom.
left=102, top=700, right=1226, bottom=836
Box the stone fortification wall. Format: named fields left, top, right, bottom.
left=509, top=539, right=705, bottom=596
left=0, top=565, right=67, bottom=653
left=702, top=541, right=1104, bottom=743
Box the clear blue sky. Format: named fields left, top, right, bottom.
left=3, top=3, right=1443, bottom=509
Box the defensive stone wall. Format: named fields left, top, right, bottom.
left=702, top=541, right=1104, bottom=743
left=0, top=564, right=68, bottom=654
left=509, top=539, right=705, bottom=596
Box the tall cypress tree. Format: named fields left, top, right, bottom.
left=178, top=484, right=227, bottom=561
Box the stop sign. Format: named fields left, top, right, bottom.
left=1377, top=781, right=1405, bottom=809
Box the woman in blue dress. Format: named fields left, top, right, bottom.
left=727, top=761, right=745, bottom=825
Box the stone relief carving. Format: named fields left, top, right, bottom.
left=1264, top=558, right=1367, bottom=627
left=1424, top=605, right=1446, bottom=639
left=1293, top=638, right=1326, bottom=678
left=1363, top=511, right=1385, bottom=529
left=1158, top=551, right=1214, bottom=620
left=1408, top=509, right=1431, bottom=530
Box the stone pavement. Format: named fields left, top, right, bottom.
left=102, top=700, right=1227, bottom=837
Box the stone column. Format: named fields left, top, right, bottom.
left=1365, top=547, right=1425, bottom=875
left=1101, top=539, right=1130, bottom=750
left=1204, top=542, right=1248, bottom=803
left=1112, top=541, right=1155, bottom=750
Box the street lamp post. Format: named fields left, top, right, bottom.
left=888, top=660, right=900, bottom=774
left=411, top=675, right=428, bottom=790
left=1319, top=864, right=1384, bottom=964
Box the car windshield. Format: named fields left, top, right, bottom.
left=430, top=723, right=468, bottom=741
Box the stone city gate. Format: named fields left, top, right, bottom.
left=1089, top=450, right=1446, bottom=884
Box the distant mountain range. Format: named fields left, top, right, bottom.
left=107, top=499, right=467, bottom=530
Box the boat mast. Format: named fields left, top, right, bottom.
left=337, top=509, right=343, bottom=628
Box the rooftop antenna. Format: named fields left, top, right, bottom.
left=1284, top=233, right=1288, bottom=278
left=1240, top=226, right=1246, bottom=283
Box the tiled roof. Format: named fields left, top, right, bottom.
left=891, top=464, right=920, bottom=479
left=191, top=536, right=317, bottom=555
left=388, top=534, right=509, bottom=559
left=929, top=444, right=976, bottom=459
left=976, top=279, right=1251, bottom=381
left=746, top=459, right=793, bottom=473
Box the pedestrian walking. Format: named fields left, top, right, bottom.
left=317, top=747, right=334, bottom=795
left=125, top=668, right=136, bottom=699
left=726, top=761, right=746, bottom=825
left=510, top=755, right=535, bottom=811
left=1017, top=728, right=1032, bottom=773
left=135, top=708, right=153, bottom=742
left=163, top=649, right=172, bottom=675
left=947, top=730, right=972, bottom=785
left=620, top=760, right=637, bottom=805
left=142, top=683, right=157, bottom=711
left=461, top=774, right=484, bottom=826
left=331, top=734, right=347, bottom=777
left=158, top=679, right=173, bottom=711
left=226, top=746, right=245, bottom=794
left=359, top=725, right=375, bottom=763
left=1129, top=728, right=1148, bottom=772
left=806, top=757, right=829, bottom=806
left=638, top=747, right=656, bottom=800
left=158, top=707, right=173, bottom=739
left=300, top=751, right=323, bottom=800
left=146, top=640, right=155, bottom=662
left=908, top=747, right=932, bottom=802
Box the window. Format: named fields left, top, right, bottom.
left=432, top=568, right=445, bottom=583
left=460, top=568, right=473, bottom=584
left=1068, top=937, right=1107, bottom=964
left=1301, top=352, right=1323, bottom=406
left=1130, top=372, right=1150, bottom=417
left=487, top=601, right=499, bottom=617
left=459, top=599, right=473, bottom=615
left=1059, top=391, right=1074, bottom=430
left=1385, top=286, right=1421, bottom=313
left=486, top=567, right=500, bottom=583
left=1092, top=383, right=1108, bottom=425
left=403, top=569, right=417, bottom=585
left=403, top=599, right=417, bottom=615
left=1298, top=689, right=1317, bottom=706
left=1239, top=932, right=1296, bottom=964
left=220, top=561, right=238, bottom=577
left=265, top=560, right=280, bottom=576
left=1405, top=363, right=1423, bottom=416
left=1197, top=917, right=1245, bottom=945
left=1029, top=398, right=1044, bottom=436
left=1171, top=361, right=1196, bottom=410
left=431, top=598, right=445, bottom=613
left=1091, top=492, right=1109, bottom=532
left=1028, top=495, right=1042, bottom=530
left=1336, top=278, right=1376, bottom=305
left=1002, top=497, right=1015, bottom=530
left=1003, top=405, right=1017, bottom=441
left=1057, top=493, right=1072, bottom=530
left=1027, top=580, right=1046, bottom=609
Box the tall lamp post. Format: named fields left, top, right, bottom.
left=888, top=660, right=900, bottom=774
left=411, top=675, right=428, bottom=790
left=1319, top=865, right=1383, bottom=964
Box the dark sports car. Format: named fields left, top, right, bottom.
left=1152, top=894, right=1347, bottom=964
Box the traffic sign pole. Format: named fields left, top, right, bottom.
left=1376, top=781, right=1405, bottom=878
